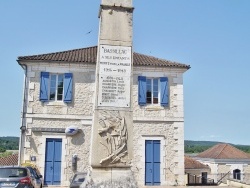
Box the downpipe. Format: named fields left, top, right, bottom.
left=17, top=62, right=27, bottom=165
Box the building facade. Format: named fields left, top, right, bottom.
left=17, top=46, right=189, bottom=187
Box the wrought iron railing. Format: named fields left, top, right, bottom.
left=187, top=173, right=250, bottom=185
left=187, top=173, right=216, bottom=185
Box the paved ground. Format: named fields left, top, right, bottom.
left=44, top=186, right=237, bottom=188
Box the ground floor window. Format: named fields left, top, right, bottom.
left=233, top=169, right=241, bottom=180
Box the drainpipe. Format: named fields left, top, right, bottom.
left=17, top=61, right=27, bottom=165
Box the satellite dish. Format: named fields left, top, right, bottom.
left=65, top=126, right=78, bottom=136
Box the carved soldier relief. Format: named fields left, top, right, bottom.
left=98, top=110, right=129, bottom=165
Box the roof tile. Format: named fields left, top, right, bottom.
left=0, top=153, right=18, bottom=166
left=196, top=144, right=250, bottom=159
left=185, top=155, right=210, bottom=169
left=18, top=46, right=190, bottom=69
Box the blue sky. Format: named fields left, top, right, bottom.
left=0, top=1, right=249, bottom=145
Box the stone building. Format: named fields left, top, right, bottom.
left=17, top=46, right=189, bottom=187
left=17, top=1, right=190, bottom=187
left=194, top=143, right=250, bottom=184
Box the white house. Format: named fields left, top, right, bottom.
left=194, top=143, right=250, bottom=185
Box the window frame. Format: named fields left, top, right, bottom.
left=138, top=75, right=168, bottom=107
left=40, top=72, right=73, bottom=103
left=146, top=78, right=160, bottom=105
left=48, top=73, right=64, bottom=102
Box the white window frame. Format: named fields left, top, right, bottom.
left=146, top=78, right=160, bottom=105
left=49, top=73, right=64, bottom=102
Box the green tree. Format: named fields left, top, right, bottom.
left=0, top=147, right=6, bottom=152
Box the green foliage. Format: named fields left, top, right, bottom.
left=0, top=151, right=13, bottom=158
left=184, top=140, right=250, bottom=154
left=0, top=147, right=6, bottom=152
left=233, top=145, right=250, bottom=153
left=0, top=137, right=19, bottom=151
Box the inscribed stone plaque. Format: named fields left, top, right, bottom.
left=98, top=45, right=131, bottom=107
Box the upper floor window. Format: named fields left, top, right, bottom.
left=49, top=74, right=64, bottom=101
left=138, top=76, right=168, bottom=106
left=40, top=72, right=73, bottom=103
left=146, top=78, right=159, bottom=104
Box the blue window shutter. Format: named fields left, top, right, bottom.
left=160, top=77, right=168, bottom=106
left=138, top=76, right=146, bottom=106
left=63, top=73, right=73, bottom=103
left=40, top=72, right=49, bottom=102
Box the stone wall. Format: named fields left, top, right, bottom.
left=218, top=164, right=231, bottom=174
left=244, top=166, right=250, bottom=184
left=26, top=63, right=95, bottom=116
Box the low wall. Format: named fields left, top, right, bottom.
left=227, top=179, right=250, bottom=188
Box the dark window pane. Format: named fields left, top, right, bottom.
left=50, top=94, right=55, bottom=100
left=147, top=90, right=151, bottom=103
left=153, top=97, right=158, bottom=104
left=147, top=91, right=151, bottom=97
left=50, top=87, right=56, bottom=100
left=58, top=87, right=63, bottom=95
left=147, top=98, right=151, bottom=103
left=57, top=94, right=63, bottom=100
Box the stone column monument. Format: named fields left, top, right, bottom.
left=88, top=0, right=135, bottom=186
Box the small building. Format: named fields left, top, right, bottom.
left=194, top=143, right=250, bottom=184
left=185, top=155, right=212, bottom=185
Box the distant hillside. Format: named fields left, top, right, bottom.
left=0, top=137, right=249, bottom=154
left=185, top=140, right=250, bottom=154
left=0, top=137, right=19, bottom=152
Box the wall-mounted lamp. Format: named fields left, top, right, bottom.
left=72, top=154, right=77, bottom=171
left=20, top=126, right=26, bottom=132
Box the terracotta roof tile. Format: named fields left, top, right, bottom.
left=196, top=144, right=250, bottom=159
left=0, top=153, right=18, bottom=166
left=185, top=156, right=210, bottom=169
left=18, top=46, right=190, bottom=69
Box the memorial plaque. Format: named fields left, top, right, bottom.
left=98, top=45, right=132, bottom=107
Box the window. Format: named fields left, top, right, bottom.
left=146, top=78, right=159, bottom=104
left=233, top=169, right=241, bottom=180
left=138, top=76, right=168, bottom=106
left=49, top=74, right=64, bottom=101
left=40, top=72, right=73, bottom=103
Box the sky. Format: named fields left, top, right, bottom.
left=0, top=0, right=249, bottom=145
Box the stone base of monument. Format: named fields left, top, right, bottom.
left=80, top=167, right=138, bottom=188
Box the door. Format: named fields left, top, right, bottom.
left=44, top=138, right=62, bottom=185
left=201, top=172, right=207, bottom=184
left=145, top=140, right=160, bottom=185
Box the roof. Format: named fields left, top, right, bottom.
left=196, top=144, right=250, bottom=159
left=185, top=156, right=210, bottom=169
left=17, top=46, right=190, bottom=69
left=0, top=153, right=18, bottom=166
